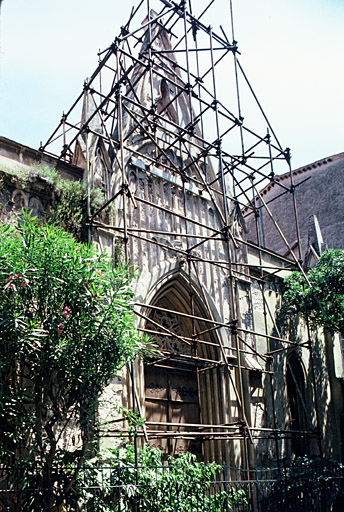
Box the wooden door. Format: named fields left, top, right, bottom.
left=145, top=363, right=202, bottom=459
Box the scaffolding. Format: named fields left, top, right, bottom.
left=41, top=0, right=321, bottom=475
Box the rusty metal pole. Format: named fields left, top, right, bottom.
left=209, top=24, right=252, bottom=483
left=84, top=81, right=92, bottom=246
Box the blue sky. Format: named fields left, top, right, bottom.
left=0, top=0, right=343, bottom=170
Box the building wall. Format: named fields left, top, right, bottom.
left=1, top=138, right=342, bottom=470
left=244, top=153, right=344, bottom=263
left=0, top=135, right=82, bottom=224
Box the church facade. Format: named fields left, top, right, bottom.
left=1, top=0, right=343, bottom=481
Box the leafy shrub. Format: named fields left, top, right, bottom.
left=279, top=249, right=344, bottom=333
left=0, top=213, right=144, bottom=510
left=266, top=456, right=342, bottom=511
left=49, top=179, right=107, bottom=242
left=1, top=163, right=109, bottom=242
left=71, top=444, right=248, bottom=511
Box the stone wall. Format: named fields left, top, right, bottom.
left=1, top=131, right=343, bottom=469
left=0, top=135, right=82, bottom=224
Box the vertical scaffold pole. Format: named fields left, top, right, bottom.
left=209, top=24, right=251, bottom=481
left=285, top=148, right=303, bottom=263
left=84, top=81, right=92, bottom=246
left=116, top=43, right=138, bottom=494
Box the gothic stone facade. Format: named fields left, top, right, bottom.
left=1, top=134, right=343, bottom=472
left=1, top=14, right=343, bottom=471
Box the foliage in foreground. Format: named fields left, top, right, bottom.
left=279, top=249, right=344, bottom=333
left=0, top=214, right=144, bottom=510
left=266, top=456, right=342, bottom=511
left=72, top=445, right=248, bottom=511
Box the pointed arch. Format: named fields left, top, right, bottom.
left=286, top=353, right=310, bottom=457
left=142, top=272, right=230, bottom=463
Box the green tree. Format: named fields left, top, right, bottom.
left=0, top=213, right=144, bottom=510
left=280, top=249, right=344, bottom=333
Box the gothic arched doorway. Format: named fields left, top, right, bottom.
left=143, top=275, right=227, bottom=462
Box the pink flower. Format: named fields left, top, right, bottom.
left=14, top=274, right=22, bottom=279
left=6, top=276, right=13, bottom=282
left=62, top=306, right=71, bottom=318
left=8, top=283, right=14, bottom=289
left=21, top=280, right=27, bottom=288
left=57, top=323, right=64, bottom=335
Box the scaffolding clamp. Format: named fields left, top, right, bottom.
left=239, top=420, right=248, bottom=438
left=120, top=183, right=129, bottom=195
left=231, top=40, right=239, bottom=54
left=284, top=147, right=291, bottom=164
left=111, top=38, right=121, bottom=54
left=120, top=26, right=129, bottom=37
left=230, top=319, right=238, bottom=336
left=191, top=19, right=199, bottom=41
left=179, top=0, right=187, bottom=13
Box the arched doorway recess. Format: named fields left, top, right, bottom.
left=143, top=275, right=230, bottom=463
left=286, top=353, right=310, bottom=457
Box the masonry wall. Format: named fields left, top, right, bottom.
left=1, top=135, right=343, bottom=471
